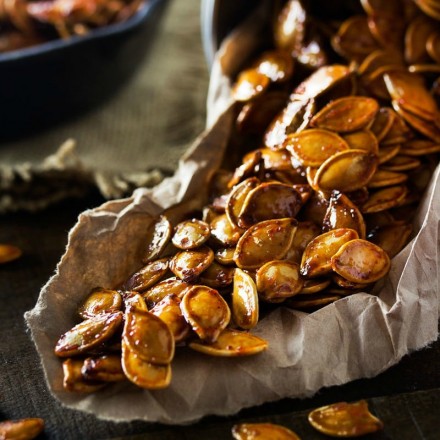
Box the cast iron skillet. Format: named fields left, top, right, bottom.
left=0, top=0, right=168, bottom=141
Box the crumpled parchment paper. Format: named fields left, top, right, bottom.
left=25, top=2, right=440, bottom=424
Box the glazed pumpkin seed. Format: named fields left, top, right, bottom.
left=346, top=187, right=369, bottom=206
left=368, top=13, right=405, bottom=50
left=250, top=148, right=293, bottom=171
left=81, top=355, right=125, bottom=382
left=123, top=291, right=148, bottom=311
left=0, top=418, right=44, bottom=440
left=368, top=222, right=413, bottom=258
left=332, top=273, right=371, bottom=290
left=392, top=102, right=440, bottom=142
left=293, top=65, right=352, bottom=100
left=0, top=243, right=22, bottom=264
left=362, top=185, right=408, bottom=213
left=264, top=99, right=315, bottom=148
left=400, top=139, right=440, bottom=156
left=380, top=112, right=411, bottom=146
left=238, top=182, right=303, bottom=228
left=62, top=359, right=106, bottom=392
left=234, top=218, right=298, bottom=270
left=121, top=342, right=171, bottom=389
left=226, top=177, right=260, bottom=230
left=232, top=69, right=270, bottom=102
left=169, top=246, right=214, bottom=283
left=370, top=107, right=396, bottom=141
left=361, top=65, right=401, bottom=101
left=171, top=219, right=210, bottom=250
left=199, top=261, right=235, bottom=288
left=55, top=312, right=123, bottom=358
left=305, top=167, right=319, bottom=191
left=357, top=50, right=403, bottom=78
left=377, top=144, right=401, bottom=164
left=301, top=191, right=329, bottom=225
left=414, top=0, right=440, bottom=20
left=253, top=50, right=294, bottom=83
left=142, top=215, right=173, bottom=263
left=314, top=149, right=378, bottom=192
left=284, top=221, right=321, bottom=264
left=143, top=277, right=191, bottom=309
left=342, top=130, right=378, bottom=155
left=123, top=308, right=174, bottom=364
left=331, top=239, right=391, bottom=284
left=300, top=228, right=359, bottom=278
left=181, top=285, right=231, bottom=343
left=123, top=258, right=169, bottom=292
left=236, top=92, right=288, bottom=136
left=285, top=129, right=349, bottom=167
left=274, top=0, right=307, bottom=52
left=210, top=213, right=242, bottom=247
left=232, top=422, right=300, bottom=440
left=380, top=155, right=421, bottom=171
left=368, top=169, right=408, bottom=188
left=311, top=96, right=379, bottom=133
left=405, top=15, right=438, bottom=64
left=308, top=400, right=384, bottom=437
left=331, top=16, right=379, bottom=62
left=150, top=294, right=191, bottom=343
left=256, top=260, right=304, bottom=301
left=78, top=287, right=122, bottom=319
left=384, top=71, right=438, bottom=122
left=299, top=278, right=331, bottom=294
left=322, top=191, right=366, bottom=239
left=286, top=293, right=341, bottom=310
left=214, top=247, right=236, bottom=265
left=291, top=184, right=313, bottom=203
left=189, top=329, right=268, bottom=357
left=227, top=150, right=262, bottom=189
left=232, top=268, right=259, bottom=330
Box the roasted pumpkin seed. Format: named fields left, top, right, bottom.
left=331, top=239, right=391, bottom=284
left=234, top=218, right=298, bottom=270
left=169, top=246, right=214, bottom=283
left=171, top=219, right=210, bottom=250
left=232, top=69, right=270, bottom=102
left=368, top=169, right=408, bottom=188
left=342, top=130, right=378, bottom=154
left=308, top=400, right=383, bottom=437
left=81, top=355, right=125, bottom=382
left=199, top=261, right=235, bottom=288
left=253, top=50, right=294, bottom=83
left=123, top=258, right=169, bottom=292
left=232, top=268, right=259, bottom=329
left=368, top=222, right=413, bottom=258
left=78, top=287, right=122, bottom=319
left=142, top=215, right=173, bottom=263
left=181, top=285, right=231, bottom=343
left=362, top=185, right=408, bottom=213
left=0, top=418, right=44, bottom=440
left=143, top=277, right=191, bottom=309
left=55, top=312, right=123, bottom=358
left=0, top=243, right=22, bottom=264
left=62, top=358, right=106, bottom=392
left=232, top=422, right=300, bottom=439
left=190, top=329, right=268, bottom=357
left=284, top=221, right=321, bottom=264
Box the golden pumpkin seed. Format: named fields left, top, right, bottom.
left=300, top=229, right=359, bottom=278
left=0, top=243, right=22, bottom=264
left=332, top=273, right=372, bottom=290
left=189, top=329, right=268, bottom=357
left=362, top=185, right=408, bottom=213
left=123, top=308, right=174, bottom=364
left=314, top=149, right=378, bottom=192
left=78, top=287, right=122, bottom=319
left=232, top=422, right=300, bottom=439
left=210, top=214, right=242, bottom=247
left=199, top=261, right=235, bottom=288
left=405, top=15, right=438, bottom=64
left=285, top=129, right=349, bottom=167
left=342, top=130, right=378, bottom=154
left=142, top=215, right=172, bottom=264
left=377, top=144, right=401, bottom=164
left=121, top=342, right=171, bottom=389
left=238, top=182, right=303, bottom=228
left=0, top=418, right=44, bottom=440
left=426, top=31, right=440, bottom=64
left=284, top=221, right=321, bottom=264
left=123, top=291, right=148, bottom=311
left=308, top=400, right=384, bottom=437
left=234, top=218, right=298, bottom=270
left=150, top=294, right=191, bottom=343
left=232, top=268, right=259, bottom=330
left=170, top=246, right=214, bottom=283
left=253, top=50, right=294, bottom=83
left=311, top=96, right=379, bottom=133
left=322, top=191, right=366, bottom=239
left=123, top=258, right=169, bottom=292
left=214, top=247, right=236, bottom=266
left=369, top=107, right=396, bottom=141
left=143, top=277, right=191, bottom=309
left=299, top=278, right=331, bottom=294
left=55, top=312, right=123, bottom=358
left=62, top=358, right=106, bottom=392
left=331, top=239, right=391, bottom=284
left=171, top=219, right=210, bottom=250
left=232, top=69, right=270, bottom=102
left=368, top=169, right=408, bottom=188
left=180, top=285, right=231, bottom=343
left=256, top=260, right=304, bottom=301
left=286, top=293, right=341, bottom=310
left=400, top=139, right=440, bottom=156
left=81, top=355, right=125, bottom=382
left=380, top=155, right=421, bottom=171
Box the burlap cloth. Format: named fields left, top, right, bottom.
left=0, top=0, right=209, bottom=212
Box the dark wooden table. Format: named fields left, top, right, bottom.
left=1, top=193, right=439, bottom=440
